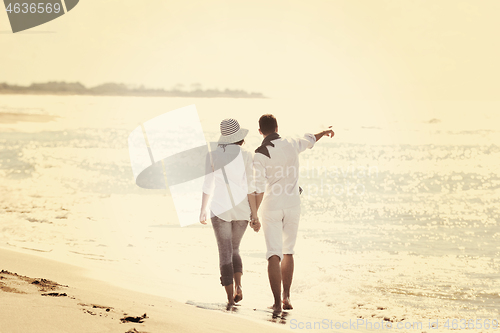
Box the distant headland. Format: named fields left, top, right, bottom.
left=0, top=82, right=267, bottom=99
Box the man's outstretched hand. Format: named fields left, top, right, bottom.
left=315, top=126, right=334, bottom=141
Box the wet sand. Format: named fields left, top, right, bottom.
left=0, top=248, right=286, bottom=333
left=0, top=112, right=57, bottom=124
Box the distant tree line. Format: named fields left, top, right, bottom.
left=0, top=82, right=267, bottom=98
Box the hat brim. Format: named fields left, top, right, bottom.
left=218, top=128, right=249, bottom=144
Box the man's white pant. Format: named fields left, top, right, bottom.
left=261, top=205, right=301, bottom=261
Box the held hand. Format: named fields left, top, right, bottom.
left=249, top=220, right=256, bottom=231
left=250, top=219, right=261, bottom=232
left=200, top=210, right=208, bottom=225
left=255, top=221, right=261, bottom=232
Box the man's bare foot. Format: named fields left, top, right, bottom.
left=282, top=297, right=293, bottom=310
left=226, top=300, right=235, bottom=310
left=268, top=303, right=282, bottom=313
left=234, top=285, right=243, bottom=303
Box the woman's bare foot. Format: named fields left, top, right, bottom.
left=282, top=297, right=293, bottom=310
left=234, top=285, right=243, bottom=303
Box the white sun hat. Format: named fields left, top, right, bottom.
left=218, top=118, right=249, bottom=144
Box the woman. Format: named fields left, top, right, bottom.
left=199, top=118, right=260, bottom=307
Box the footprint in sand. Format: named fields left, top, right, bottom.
left=0, top=270, right=66, bottom=294
left=120, top=313, right=148, bottom=323
left=78, top=303, right=114, bottom=318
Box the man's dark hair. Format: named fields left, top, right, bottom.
left=259, top=114, right=278, bottom=135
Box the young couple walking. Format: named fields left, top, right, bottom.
left=200, top=114, right=334, bottom=313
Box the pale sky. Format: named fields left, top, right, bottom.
left=1, top=0, right=499, bottom=100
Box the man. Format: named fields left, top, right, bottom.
left=253, top=114, right=334, bottom=313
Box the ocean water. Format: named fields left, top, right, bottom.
left=1, top=95, right=499, bottom=331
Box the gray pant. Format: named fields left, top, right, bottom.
left=211, top=216, right=248, bottom=286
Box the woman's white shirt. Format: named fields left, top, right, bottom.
left=202, top=145, right=255, bottom=222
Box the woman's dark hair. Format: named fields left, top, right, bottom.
left=219, top=139, right=244, bottom=151
left=259, top=114, right=278, bottom=135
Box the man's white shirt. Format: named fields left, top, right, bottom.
left=254, top=133, right=316, bottom=211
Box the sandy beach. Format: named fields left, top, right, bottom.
left=2, top=0, right=500, bottom=331
left=0, top=247, right=287, bottom=333
left=1, top=96, right=500, bottom=332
